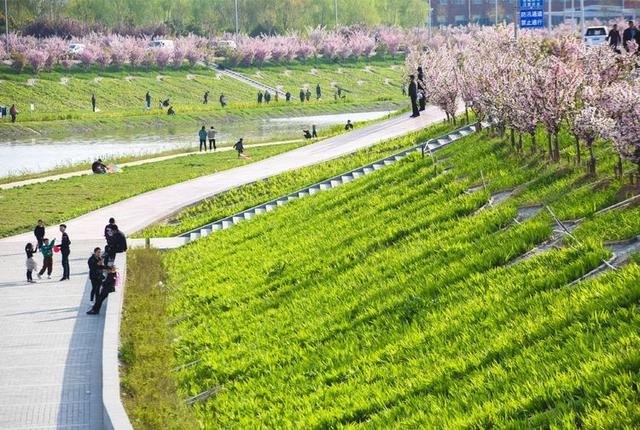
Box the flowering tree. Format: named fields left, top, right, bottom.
left=26, top=49, right=47, bottom=73
left=155, top=47, right=172, bottom=69
left=605, top=82, right=640, bottom=175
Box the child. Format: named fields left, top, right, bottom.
left=25, top=243, right=38, bottom=283
left=37, top=238, right=55, bottom=279
left=233, top=138, right=245, bottom=157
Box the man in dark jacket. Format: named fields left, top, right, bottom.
left=257, top=91, right=263, bottom=104
left=299, top=89, right=305, bottom=102
left=34, top=220, right=45, bottom=251
left=88, top=247, right=104, bottom=302
left=87, top=266, right=117, bottom=315
left=104, top=218, right=118, bottom=240
left=145, top=91, right=151, bottom=109
left=409, top=75, right=420, bottom=118
left=59, top=224, right=71, bottom=281
left=106, top=224, right=127, bottom=264
left=622, top=20, right=640, bottom=52
left=417, top=67, right=426, bottom=111
left=91, top=94, right=96, bottom=112
left=316, top=83, right=321, bottom=100
left=607, top=24, right=621, bottom=52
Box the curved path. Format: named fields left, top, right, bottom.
left=0, top=106, right=447, bottom=429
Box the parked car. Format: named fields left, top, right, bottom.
left=216, top=39, right=237, bottom=49
left=584, top=26, right=608, bottom=46
left=67, top=43, right=85, bottom=54
left=148, top=39, right=175, bottom=49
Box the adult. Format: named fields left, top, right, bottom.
left=199, top=126, right=208, bottom=152
left=208, top=126, right=217, bottom=151
left=312, top=124, right=318, bottom=138
left=37, top=238, right=55, bottom=279
left=345, top=120, right=354, bottom=130
left=285, top=91, right=291, bottom=102
left=203, top=91, right=209, bottom=104
left=623, top=20, right=640, bottom=52
left=34, top=220, right=45, bottom=251
left=110, top=226, right=128, bottom=262
left=92, top=159, right=107, bottom=174
left=59, top=224, right=71, bottom=281
left=145, top=91, right=151, bottom=109
left=162, top=98, right=170, bottom=107
left=274, top=92, right=279, bottom=102
left=219, top=93, right=227, bottom=107
left=417, top=67, right=426, bottom=111
left=316, top=83, right=321, bottom=100
left=9, top=104, right=17, bottom=123
left=409, top=75, right=420, bottom=118
left=607, top=24, right=621, bottom=53
left=167, top=106, right=176, bottom=115
left=306, top=89, right=311, bottom=101
left=299, top=89, right=305, bottom=102
left=303, top=129, right=312, bottom=139
left=257, top=91, right=263, bottom=104
left=91, top=94, right=96, bottom=112
left=87, top=265, right=117, bottom=315
left=265, top=91, right=271, bottom=104
left=104, top=218, right=118, bottom=240
left=233, top=138, right=245, bottom=157
left=88, top=247, right=104, bottom=302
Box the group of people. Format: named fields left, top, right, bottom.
left=607, top=20, right=640, bottom=53
left=257, top=84, right=326, bottom=105
left=24, top=217, right=127, bottom=315
left=198, top=125, right=218, bottom=151
left=408, top=66, right=427, bottom=118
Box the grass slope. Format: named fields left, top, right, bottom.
left=0, top=141, right=302, bottom=238
left=129, top=128, right=640, bottom=428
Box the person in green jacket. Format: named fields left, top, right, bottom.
left=198, top=126, right=208, bottom=152
left=37, top=238, right=55, bottom=279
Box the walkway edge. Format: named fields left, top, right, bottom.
left=102, top=254, right=134, bottom=430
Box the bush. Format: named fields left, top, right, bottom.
left=10, top=51, right=26, bottom=73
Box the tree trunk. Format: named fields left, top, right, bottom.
left=553, top=134, right=560, bottom=162
left=574, top=136, right=581, bottom=165
left=465, top=107, right=470, bottom=125
left=518, top=133, right=523, bottom=153
left=475, top=120, right=482, bottom=132
left=510, top=129, right=515, bottom=148
left=587, top=140, right=596, bottom=175
left=547, top=132, right=553, bottom=159
left=530, top=132, right=537, bottom=154
left=451, top=113, right=456, bottom=125
left=617, top=153, right=624, bottom=179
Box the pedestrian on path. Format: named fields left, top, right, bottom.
left=417, top=67, right=426, bottom=112
left=34, top=220, right=45, bottom=251
left=233, top=138, right=245, bottom=157
left=312, top=124, right=318, bottom=138
left=345, top=120, right=354, bottom=130
left=145, top=91, right=151, bottom=109
left=91, top=94, right=96, bottom=112
left=25, top=243, right=37, bottom=283
left=88, top=247, right=104, bottom=302
left=37, top=238, right=55, bottom=279
left=9, top=104, right=17, bottom=123
left=203, top=91, right=209, bottom=104
left=208, top=126, right=217, bottom=151
left=316, top=83, right=321, bottom=100
left=623, top=20, right=640, bottom=52
left=59, top=224, right=71, bottom=281
left=409, top=75, right=420, bottom=118
left=199, top=126, right=208, bottom=152
left=607, top=24, right=621, bottom=53
left=87, top=265, right=118, bottom=315
left=257, top=91, right=263, bottom=104
left=299, top=89, right=305, bottom=102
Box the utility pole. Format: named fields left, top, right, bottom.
left=514, top=0, right=519, bottom=39
left=427, top=0, right=432, bottom=38
left=571, top=0, right=575, bottom=33
left=548, top=0, right=552, bottom=35
left=334, top=0, right=338, bottom=27
left=580, top=0, right=585, bottom=37
left=468, top=0, right=471, bottom=25
left=496, top=0, right=499, bottom=26
left=3, top=0, right=8, bottom=53
left=234, top=0, right=239, bottom=34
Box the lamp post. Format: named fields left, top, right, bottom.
left=4, top=0, right=8, bottom=52
left=580, top=0, right=585, bottom=37
left=334, top=0, right=338, bottom=27
left=496, top=0, right=499, bottom=26
left=427, top=0, right=432, bottom=38
left=234, top=0, right=239, bottom=34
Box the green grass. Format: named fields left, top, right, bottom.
left=123, top=126, right=640, bottom=428
left=0, top=141, right=303, bottom=238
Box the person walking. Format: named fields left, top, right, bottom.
left=208, top=126, right=217, bottom=151
left=285, top=91, right=291, bottom=102
left=37, top=238, right=55, bottom=279
left=312, top=124, right=318, bottom=138
left=623, top=20, right=640, bottom=52
left=345, top=120, right=354, bottom=130
left=91, top=94, right=96, bottom=112
left=306, top=88, right=311, bottom=101
left=86, top=265, right=118, bottom=315
left=607, top=24, right=621, bottom=53
left=233, top=138, right=245, bottom=157
left=409, top=75, right=420, bottom=118
left=257, top=91, right=263, bottom=104
left=299, top=89, right=305, bottom=102
left=203, top=91, right=209, bottom=104
left=59, top=224, right=71, bottom=281
left=199, top=126, right=208, bottom=152
left=417, top=67, right=426, bottom=111
left=219, top=93, right=227, bottom=107
left=316, top=83, right=321, bottom=100
left=9, top=104, right=17, bottom=123
left=265, top=91, right=272, bottom=104
left=88, top=247, right=104, bottom=302
left=145, top=91, right=151, bottom=109
left=34, top=220, right=45, bottom=251
left=25, top=243, right=37, bottom=283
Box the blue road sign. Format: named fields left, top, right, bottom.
left=520, top=0, right=544, bottom=29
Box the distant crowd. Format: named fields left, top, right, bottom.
left=25, top=217, right=128, bottom=315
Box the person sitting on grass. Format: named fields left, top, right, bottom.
left=303, top=129, right=312, bottom=139
left=167, top=106, right=176, bottom=115
left=92, top=159, right=108, bottom=174
left=345, top=120, right=354, bottom=130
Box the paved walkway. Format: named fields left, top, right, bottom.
left=0, top=106, right=447, bottom=429
left=0, top=139, right=304, bottom=190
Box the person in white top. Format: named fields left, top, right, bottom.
left=207, top=127, right=217, bottom=151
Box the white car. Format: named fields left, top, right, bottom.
left=67, top=43, right=85, bottom=54
left=147, top=39, right=175, bottom=49
left=584, top=26, right=608, bottom=46
left=216, top=39, right=237, bottom=49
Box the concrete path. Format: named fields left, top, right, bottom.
left=0, top=105, right=447, bottom=429
left=0, top=139, right=304, bottom=191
